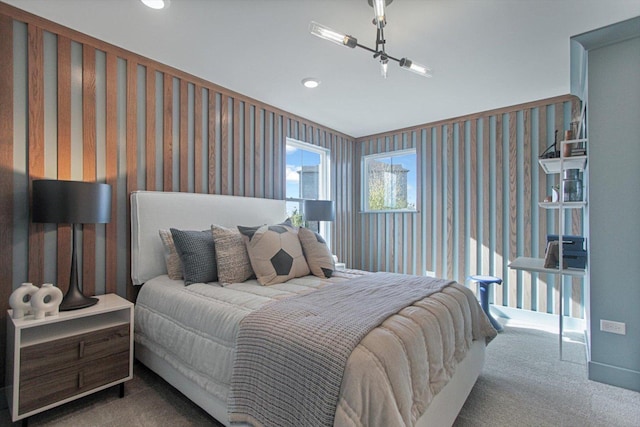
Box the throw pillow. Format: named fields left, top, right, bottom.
left=158, top=229, right=183, bottom=280
left=169, top=228, right=218, bottom=285
left=298, top=227, right=335, bottom=278
left=238, top=222, right=310, bottom=286
left=211, top=224, right=255, bottom=285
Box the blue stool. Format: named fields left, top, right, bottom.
left=468, top=275, right=503, bottom=332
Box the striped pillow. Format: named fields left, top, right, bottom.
left=298, top=227, right=335, bottom=278
left=211, top=224, right=255, bottom=285
left=158, top=229, right=182, bottom=280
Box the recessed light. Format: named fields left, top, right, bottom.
left=141, top=0, right=170, bottom=10
left=302, top=78, right=320, bottom=89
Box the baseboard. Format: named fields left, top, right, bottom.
left=491, top=305, right=587, bottom=332
left=588, top=361, right=640, bottom=392
left=583, top=329, right=591, bottom=361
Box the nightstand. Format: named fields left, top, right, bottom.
left=6, top=293, right=133, bottom=423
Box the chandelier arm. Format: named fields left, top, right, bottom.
left=385, top=53, right=401, bottom=63
left=355, top=43, right=378, bottom=54
left=355, top=43, right=401, bottom=62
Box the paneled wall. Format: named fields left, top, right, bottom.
left=0, top=4, right=356, bottom=385
left=355, top=96, right=584, bottom=318
left=0, top=3, right=585, bottom=390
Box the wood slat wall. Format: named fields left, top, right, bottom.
left=0, top=3, right=585, bottom=390
left=0, top=12, right=14, bottom=391
left=356, top=95, right=584, bottom=317
left=0, top=4, right=356, bottom=386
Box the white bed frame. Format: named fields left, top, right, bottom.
left=131, top=191, right=485, bottom=426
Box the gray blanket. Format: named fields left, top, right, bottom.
left=227, top=272, right=454, bottom=427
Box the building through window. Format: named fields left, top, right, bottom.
left=363, top=149, right=416, bottom=212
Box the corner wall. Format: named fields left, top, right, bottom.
left=355, top=96, right=585, bottom=319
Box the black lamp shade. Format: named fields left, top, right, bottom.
left=303, top=200, right=335, bottom=222
left=32, top=180, right=111, bottom=224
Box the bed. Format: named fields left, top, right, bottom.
left=131, top=191, right=496, bottom=427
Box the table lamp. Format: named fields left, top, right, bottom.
left=303, top=199, right=337, bottom=263
left=32, top=179, right=112, bottom=311
left=303, top=199, right=335, bottom=233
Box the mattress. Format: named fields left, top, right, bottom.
left=134, top=271, right=496, bottom=426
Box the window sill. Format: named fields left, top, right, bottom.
left=360, top=210, right=419, bottom=214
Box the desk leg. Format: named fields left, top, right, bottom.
left=479, top=283, right=503, bottom=332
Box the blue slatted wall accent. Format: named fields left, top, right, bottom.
left=355, top=95, right=585, bottom=318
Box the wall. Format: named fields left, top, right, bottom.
left=0, top=1, right=603, bottom=391
left=355, top=96, right=585, bottom=318
left=0, top=3, right=356, bottom=385
left=580, top=19, right=640, bottom=391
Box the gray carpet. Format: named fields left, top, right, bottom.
left=455, top=321, right=640, bottom=427
left=2, top=322, right=639, bottom=426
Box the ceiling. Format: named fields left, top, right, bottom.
left=5, top=0, right=640, bottom=138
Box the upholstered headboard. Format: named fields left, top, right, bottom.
left=130, top=191, right=286, bottom=286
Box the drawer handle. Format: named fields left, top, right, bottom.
left=79, top=341, right=85, bottom=358
left=78, top=371, right=84, bottom=389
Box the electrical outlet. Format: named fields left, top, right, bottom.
left=425, top=270, right=436, bottom=277
left=600, top=319, right=626, bottom=335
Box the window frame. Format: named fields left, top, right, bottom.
left=361, top=148, right=417, bottom=213
left=285, top=138, right=331, bottom=236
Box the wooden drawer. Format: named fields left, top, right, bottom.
left=19, top=350, right=130, bottom=415
left=20, top=323, right=129, bottom=381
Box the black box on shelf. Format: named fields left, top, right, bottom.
left=546, top=234, right=587, bottom=269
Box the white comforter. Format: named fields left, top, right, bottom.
left=134, top=271, right=496, bottom=427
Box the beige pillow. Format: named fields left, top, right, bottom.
left=298, top=227, right=335, bottom=278
left=238, top=223, right=310, bottom=286
left=211, top=224, right=254, bottom=285
left=159, top=229, right=182, bottom=280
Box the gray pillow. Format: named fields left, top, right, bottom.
left=170, top=228, right=218, bottom=285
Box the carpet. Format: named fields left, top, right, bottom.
left=454, top=321, right=640, bottom=427
left=2, top=321, right=638, bottom=426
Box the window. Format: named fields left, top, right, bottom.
left=362, top=149, right=417, bottom=212
left=285, top=138, right=330, bottom=233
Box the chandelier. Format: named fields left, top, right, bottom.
left=309, top=0, right=431, bottom=78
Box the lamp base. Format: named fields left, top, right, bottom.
left=59, top=285, right=98, bottom=311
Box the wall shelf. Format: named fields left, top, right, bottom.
left=509, top=256, right=586, bottom=277
left=539, top=153, right=587, bottom=174
left=538, top=201, right=587, bottom=209
left=511, top=131, right=588, bottom=361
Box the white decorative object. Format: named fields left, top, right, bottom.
left=9, top=282, right=39, bottom=319
left=31, top=283, right=63, bottom=320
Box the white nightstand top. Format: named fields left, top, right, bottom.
left=9, top=293, right=132, bottom=329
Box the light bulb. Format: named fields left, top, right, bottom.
left=381, top=60, right=388, bottom=79
left=309, top=21, right=357, bottom=48
left=140, top=0, right=169, bottom=9
left=302, top=78, right=320, bottom=88
left=399, top=58, right=432, bottom=77
left=372, top=0, right=386, bottom=27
